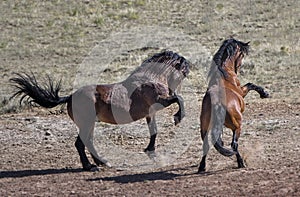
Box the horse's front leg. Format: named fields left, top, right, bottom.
left=157, top=94, right=185, bottom=125
left=144, top=116, right=157, bottom=152
left=241, top=83, right=269, bottom=98
left=173, top=94, right=185, bottom=125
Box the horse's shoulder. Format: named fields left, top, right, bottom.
left=144, top=82, right=169, bottom=97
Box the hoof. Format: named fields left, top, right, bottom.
left=104, top=162, right=112, bottom=168
left=238, top=159, right=245, bottom=168
left=174, top=116, right=180, bottom=125
left=145, top=150, right=156, bottom=159
left=198, top=164, right=206, bottom=173
left=144, top=146, right=155, bottom=152
left=98, top=159, right=111, bottom=168
left=90, top=166, right=100, bottom=172
left=238, top=163, right=245, bottom=168
left=83, top=164, right=99, bottom=172
left=174, top=111, right=185, bottom=126
left=93, top=158, right=105, bottom=166
left=198, top=167, right=206, bottom=173
left=92, top=155, right=111, bottom=168
left=260, top=91, right=270, bottom=99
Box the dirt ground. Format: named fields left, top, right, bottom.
left=1, top=0, right=300, bottom=196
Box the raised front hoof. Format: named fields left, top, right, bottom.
left=174, top=111, right=185, bottom=126
left=174, top=116, right=180, bottom=125
left=83, top=164, right=99, bottom=172
left=260, top=91, right=270, bottom=99
left=174, top=114, right=184, bottom=125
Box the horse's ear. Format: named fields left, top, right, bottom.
left=246, top=41, right=250, bottom=45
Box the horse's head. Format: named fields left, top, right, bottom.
left=232, top=40, right=250, bottom=74
left=213, top=38, right=250, bottom=77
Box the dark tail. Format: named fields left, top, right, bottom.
left=211, top=103, right=236, bottom=157
left=9, top=73, right=71, bottom=108
left=213, top=134, right=236, bottom=157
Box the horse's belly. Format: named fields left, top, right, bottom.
left=96, top=103, right=148, bottom=124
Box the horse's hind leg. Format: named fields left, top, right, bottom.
left=198, top=130, right=210, bottom=173
left=91, top=154, right=106, bottom=166
left=231, top=129, right=245, bottom=168
left=144, top=116, right=157, bottom=152
left=75, top=135, right=97, bottom=171
left=71, top=87, right=110, bottom=170
left=79, top=121, right=111, bottom=169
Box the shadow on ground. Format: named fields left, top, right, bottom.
left=0, top=168, right=83, bottom=179
left=87, top=170, right=183, bottom=183
left=86, top=165, right=222, bottom=184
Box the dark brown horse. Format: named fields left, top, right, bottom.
left=198, top=38, right=269, bottom=172
left=10, top=51, right=190, bottom=171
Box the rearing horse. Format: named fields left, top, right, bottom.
left=10, top=51, right=190, bottom=171
left=198, top=38, right=269, bottom=172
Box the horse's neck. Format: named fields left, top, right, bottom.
left=125, top=69, right=170, bottom=85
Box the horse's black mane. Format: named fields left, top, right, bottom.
left=129, top=50, right=190, bottom=79
left=213, top=38, right=249, bottom=69
left=143, top=50, right=190, bottom=75
left=208, top=38, right=250, bottom=86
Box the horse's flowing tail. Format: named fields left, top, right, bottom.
left=9, top=73, right=71, bottom=108
left=210, top=90, right=236, bottom=157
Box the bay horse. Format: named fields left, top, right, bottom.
left=198, top=38, right=269, bottom=172
left=10, top=51, right=190, bottom=171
